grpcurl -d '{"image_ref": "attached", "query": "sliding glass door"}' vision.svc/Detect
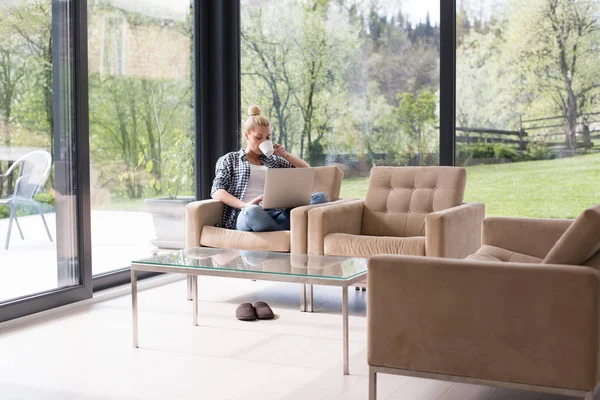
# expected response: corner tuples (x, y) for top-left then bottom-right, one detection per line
(0, 0), (91, 321)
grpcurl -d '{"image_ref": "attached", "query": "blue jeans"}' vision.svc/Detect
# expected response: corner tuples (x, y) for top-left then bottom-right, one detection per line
(236, 192), (328, 232)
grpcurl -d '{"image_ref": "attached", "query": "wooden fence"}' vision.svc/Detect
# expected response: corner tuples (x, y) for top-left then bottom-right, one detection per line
(521, 112), (600, 150)
(455, 127), (528, 149)
(456, 112), (600, 152)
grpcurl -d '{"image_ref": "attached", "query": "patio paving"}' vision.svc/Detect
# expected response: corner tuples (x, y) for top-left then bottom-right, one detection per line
(0, 210), (158, 303)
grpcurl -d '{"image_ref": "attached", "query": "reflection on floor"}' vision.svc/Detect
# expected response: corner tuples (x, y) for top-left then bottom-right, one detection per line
(0, 210), (155, 303)
(0, 277), (585, 400)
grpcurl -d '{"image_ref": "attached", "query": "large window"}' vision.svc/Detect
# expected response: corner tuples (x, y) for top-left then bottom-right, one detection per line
(241, 0), (440, 199)
(88, 0), (194, 276)
(0, 0), (85, 307)
(456, 0), (600, 218)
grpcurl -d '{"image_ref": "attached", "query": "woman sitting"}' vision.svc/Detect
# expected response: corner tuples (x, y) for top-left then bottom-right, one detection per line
(211, 105), (328, 232)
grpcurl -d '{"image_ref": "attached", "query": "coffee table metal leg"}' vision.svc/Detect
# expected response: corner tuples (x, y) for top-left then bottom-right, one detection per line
(307, 284), (314, 312)
(192, 275), (198, 326)
(343, 285), (349, 375)
(300, 284), (307, 312)
(132, 268), (138, 348)
(187, 275), (193, 300)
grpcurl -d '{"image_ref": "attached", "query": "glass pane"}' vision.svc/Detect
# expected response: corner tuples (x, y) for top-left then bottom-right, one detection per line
(456, 0), (600, 218)
(0, 0), (80, 303)
(241, 0), (440, 200)
(88, 0), (194, 276)
(134, 248), (368, 280)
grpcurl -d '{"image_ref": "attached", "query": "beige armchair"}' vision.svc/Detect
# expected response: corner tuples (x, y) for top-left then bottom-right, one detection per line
(307, 166), (485, 268)
(184, 166), (349, 310)
(367, 203), (600, 400)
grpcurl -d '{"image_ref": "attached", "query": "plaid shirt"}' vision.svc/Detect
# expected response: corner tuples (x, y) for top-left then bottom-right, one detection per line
(211, 149), (293, 229)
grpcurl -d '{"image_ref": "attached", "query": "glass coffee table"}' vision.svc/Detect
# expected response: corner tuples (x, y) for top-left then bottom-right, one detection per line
(131, 247), (367, 375)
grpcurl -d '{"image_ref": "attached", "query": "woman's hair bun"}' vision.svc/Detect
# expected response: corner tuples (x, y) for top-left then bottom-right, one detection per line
(248, 105), (262, 116)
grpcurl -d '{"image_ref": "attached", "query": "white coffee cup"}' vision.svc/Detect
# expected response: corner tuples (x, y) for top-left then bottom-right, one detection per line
(259, 140), (275, 156)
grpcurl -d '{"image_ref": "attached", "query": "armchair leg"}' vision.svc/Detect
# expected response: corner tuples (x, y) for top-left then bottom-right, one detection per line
(307, 284), (313, 312)
(584, 392), (593, 400)
(369, 367), (377, 400)
(36, 203), (53, 242)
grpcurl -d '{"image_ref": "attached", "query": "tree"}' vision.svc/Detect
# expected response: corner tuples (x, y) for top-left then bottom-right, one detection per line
(241, 4), (298, 151)
(367, 13), (439, 105)
(293, 2), (358, 160)
(456, 5), (471, 46)
(89, 74), (192, 199)
(87, 2), (194, 200)
(241, 1), (445, 166)
(456, 28), (522, 130)
(0, 1), (52, 194)
(241, 1), (358, 160)
(504, 0), (600, 150)
(0, 2), (53, 157)
(396, 91), (437, 164)
(0, 42), (26, 149)
(0, 44), (26, 198)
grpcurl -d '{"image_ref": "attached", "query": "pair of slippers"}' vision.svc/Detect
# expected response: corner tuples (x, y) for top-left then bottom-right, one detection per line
(236, 301), (274, 321)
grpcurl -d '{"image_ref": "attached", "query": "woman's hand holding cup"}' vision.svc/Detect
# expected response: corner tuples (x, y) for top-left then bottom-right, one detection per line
(273, 143), (289, 159)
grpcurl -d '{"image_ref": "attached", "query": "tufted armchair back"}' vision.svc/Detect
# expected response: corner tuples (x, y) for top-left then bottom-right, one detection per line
(361, 167), (467, 237)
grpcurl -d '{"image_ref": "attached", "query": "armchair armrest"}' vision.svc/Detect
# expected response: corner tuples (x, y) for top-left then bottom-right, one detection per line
(368, 254), (600, 391)
(307, 199), (364, 255)
(425, 202), (485, 258)
(483, 217), (573, 259)
(290, 198), (359, 254)
(185, 199), (223, 248)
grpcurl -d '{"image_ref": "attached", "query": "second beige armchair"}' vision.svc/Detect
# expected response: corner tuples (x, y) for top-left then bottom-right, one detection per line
(307, 166), (485, 264)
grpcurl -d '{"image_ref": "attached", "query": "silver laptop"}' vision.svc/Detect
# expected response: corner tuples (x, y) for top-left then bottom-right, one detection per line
(261, 168), (316, 209)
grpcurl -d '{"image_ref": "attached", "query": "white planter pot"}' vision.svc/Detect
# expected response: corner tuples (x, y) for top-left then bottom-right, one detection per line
(144, 196), (195, 249)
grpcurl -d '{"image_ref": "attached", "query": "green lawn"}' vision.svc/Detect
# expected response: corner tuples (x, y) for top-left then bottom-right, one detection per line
(339, 153), (600, 219)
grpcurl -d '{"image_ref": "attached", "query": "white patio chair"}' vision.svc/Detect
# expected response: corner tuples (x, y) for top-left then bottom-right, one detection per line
(0, 150), (53, 249)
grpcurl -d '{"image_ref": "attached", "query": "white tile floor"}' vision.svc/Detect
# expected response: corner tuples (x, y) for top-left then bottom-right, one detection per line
(0, 277), (590, 400)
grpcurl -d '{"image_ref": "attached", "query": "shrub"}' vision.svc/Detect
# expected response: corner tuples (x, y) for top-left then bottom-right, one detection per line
(34, 191), (56, 206)
(459, 143), (519, 161)
(524, 143), (556, 161)
(0, 190), (55, 220)
(470, 143), (495, 159)
(493, 144), (519, 162)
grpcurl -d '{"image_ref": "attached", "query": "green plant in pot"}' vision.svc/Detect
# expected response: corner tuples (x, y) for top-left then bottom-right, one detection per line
(142, 130), (195, 250)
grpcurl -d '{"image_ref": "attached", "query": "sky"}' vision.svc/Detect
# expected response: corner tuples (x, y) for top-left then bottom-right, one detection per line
(381, 0), (441, 25)
(104, 0), (190, 22)
(373, 0), (506, 25)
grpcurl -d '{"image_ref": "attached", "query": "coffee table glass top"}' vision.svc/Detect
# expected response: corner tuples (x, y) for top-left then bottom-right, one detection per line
(133, 248), (367, 280)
